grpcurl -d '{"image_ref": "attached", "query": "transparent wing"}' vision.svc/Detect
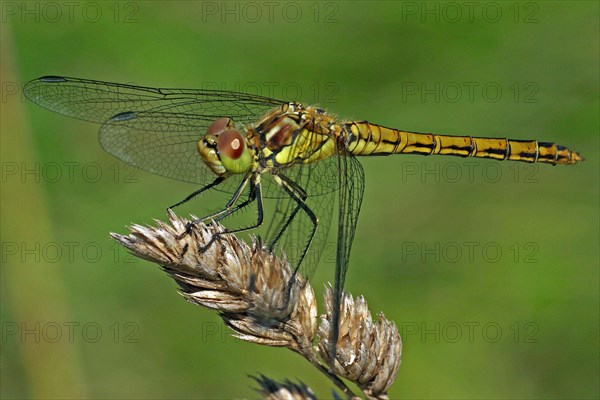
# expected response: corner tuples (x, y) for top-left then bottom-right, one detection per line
(24, 76), (284, 126)
(330, 145), (365, 361)
(263, 158), (336, 280)
(23, 76), (285, 193)
(334, 151), (365, 298)
(263, 139), (365, 364)
(98, 111), (249, 194)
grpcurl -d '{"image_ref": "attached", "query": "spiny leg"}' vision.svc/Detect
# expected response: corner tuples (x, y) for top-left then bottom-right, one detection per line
(170, 174), (261, 258)
(168, 176), (225, 210)
(192, 176), (251, 226)
(266, 175), (308, 252)
(197, 177), (265, 252)
(272, 174), (319, 311)
(174, 174), (251, 239)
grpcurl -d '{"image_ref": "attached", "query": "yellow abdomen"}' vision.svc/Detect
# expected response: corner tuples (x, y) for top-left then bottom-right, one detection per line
(346, 121), (583, 165)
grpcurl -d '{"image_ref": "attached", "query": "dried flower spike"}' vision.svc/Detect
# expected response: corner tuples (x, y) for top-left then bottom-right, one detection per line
(111, 210), (317, 354)
(318, 286), (401, 400)
(112, 211), (399, 398)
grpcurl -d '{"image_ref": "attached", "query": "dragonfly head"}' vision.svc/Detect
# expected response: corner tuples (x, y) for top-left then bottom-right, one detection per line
(198, 117), (253, 176)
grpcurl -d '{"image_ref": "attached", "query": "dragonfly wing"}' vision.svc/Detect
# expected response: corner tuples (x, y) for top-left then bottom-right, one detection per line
(98, 111), (252, 192)
(263, 159), (336, 280)
(259, 156), (341, 200)
(24, 76), (285, 191)
(24, 76), (339, 198)
(23, 76), (284, 126)
(330, 145), (365, 361)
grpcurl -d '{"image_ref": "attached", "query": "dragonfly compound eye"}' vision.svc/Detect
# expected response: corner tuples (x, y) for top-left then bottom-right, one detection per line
(198, 120), (252, 176)
(206, 117), (231, 136)
(217, 129), (244, 159)
(216, 129), (252, 174)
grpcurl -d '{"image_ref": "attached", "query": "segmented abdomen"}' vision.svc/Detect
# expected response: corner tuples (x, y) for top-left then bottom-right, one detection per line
(346, 121), (583, 165)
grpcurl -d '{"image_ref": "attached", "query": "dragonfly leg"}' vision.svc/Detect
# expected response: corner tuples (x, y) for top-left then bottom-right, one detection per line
(168, 176), (225, 210)
(270, 174), (318, 315)
(267, 204), (301, 252)
(274, 174), (316, 276)
(196, 177), (265, 253)
(176, 175), (251, 239)
(266, 175), (308, 252)
(191, 177), (250, 224)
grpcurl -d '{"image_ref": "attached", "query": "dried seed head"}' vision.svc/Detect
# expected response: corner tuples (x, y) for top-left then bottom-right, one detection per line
(112, 211), (399, 398)
(111, 210), (317, 353)
(318, 285), (401, 399)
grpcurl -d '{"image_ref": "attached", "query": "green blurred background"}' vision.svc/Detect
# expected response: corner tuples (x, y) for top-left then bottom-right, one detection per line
(2, 1), (598, 399)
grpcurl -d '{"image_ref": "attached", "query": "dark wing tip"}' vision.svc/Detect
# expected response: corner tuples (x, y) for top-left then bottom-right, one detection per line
(39, 76), (68, 83)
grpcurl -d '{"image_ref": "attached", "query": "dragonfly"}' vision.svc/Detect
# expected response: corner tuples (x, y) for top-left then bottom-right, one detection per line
(24, 76), (583, 365)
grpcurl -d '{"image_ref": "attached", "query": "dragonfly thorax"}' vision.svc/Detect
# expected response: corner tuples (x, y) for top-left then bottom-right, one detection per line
(198, 117), (254, 176)
(253, 102), (340, 168)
